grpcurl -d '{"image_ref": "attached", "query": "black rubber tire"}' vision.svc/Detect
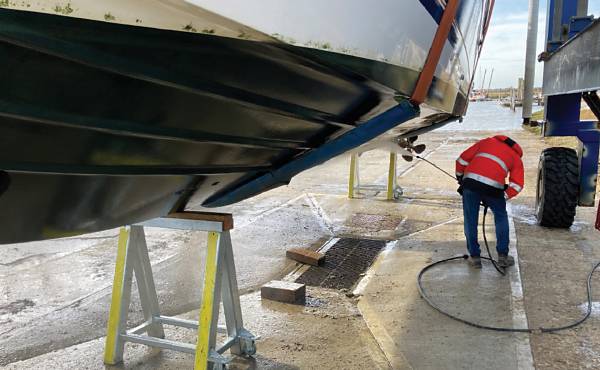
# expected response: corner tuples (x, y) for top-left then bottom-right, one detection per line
(536, 147), (579, 228)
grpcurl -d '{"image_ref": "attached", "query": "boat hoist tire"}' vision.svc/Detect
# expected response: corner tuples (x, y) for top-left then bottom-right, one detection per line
(535, 147), (579, 228)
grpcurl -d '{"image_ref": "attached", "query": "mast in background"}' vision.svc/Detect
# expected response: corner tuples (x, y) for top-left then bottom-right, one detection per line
(480, 69), (488, 92)
(487, 68), (494, 96)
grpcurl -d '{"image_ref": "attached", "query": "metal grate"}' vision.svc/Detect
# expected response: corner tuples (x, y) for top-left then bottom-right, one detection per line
(295, 238), (386, 290)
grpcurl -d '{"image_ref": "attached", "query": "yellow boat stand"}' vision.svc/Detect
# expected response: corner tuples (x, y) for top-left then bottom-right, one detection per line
(104, 212), (256, 370)
(348, 153), (360, 198)
(348, 152), (403, 200)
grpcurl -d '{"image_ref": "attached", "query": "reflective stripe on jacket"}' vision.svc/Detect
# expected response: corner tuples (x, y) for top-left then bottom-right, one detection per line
(455, 135), (525, 199)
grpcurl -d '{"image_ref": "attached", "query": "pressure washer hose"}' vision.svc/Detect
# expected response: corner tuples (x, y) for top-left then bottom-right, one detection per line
(414, 155), (505, 274)
(413, 155), (600, 333)
(482, 206), (506, 275)
(417, 207), (600, 333)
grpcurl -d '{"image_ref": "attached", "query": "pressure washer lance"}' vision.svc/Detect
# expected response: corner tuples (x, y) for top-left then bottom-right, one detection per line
(413, 154), (600, 333)
(414, 155), (457, 181)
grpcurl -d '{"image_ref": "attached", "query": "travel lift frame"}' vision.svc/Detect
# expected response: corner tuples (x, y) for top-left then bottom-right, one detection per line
(536, 0), (600, 228)
(103, 212), (257, 370)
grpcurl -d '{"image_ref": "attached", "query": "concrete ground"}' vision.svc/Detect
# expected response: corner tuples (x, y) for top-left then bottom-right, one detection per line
(2, 102), (600, 369)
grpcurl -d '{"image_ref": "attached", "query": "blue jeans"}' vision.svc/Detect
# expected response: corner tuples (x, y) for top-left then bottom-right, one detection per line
(462, 188), (509, 257)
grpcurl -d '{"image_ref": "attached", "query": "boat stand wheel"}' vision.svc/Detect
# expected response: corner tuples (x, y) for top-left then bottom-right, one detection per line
(393, 185), (404, 200)
(535, 147), (579, 228)
(240, 338), (257, 356)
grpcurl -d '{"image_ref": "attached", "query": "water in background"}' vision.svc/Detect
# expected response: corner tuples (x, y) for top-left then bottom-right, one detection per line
(440, 101), (538, 131)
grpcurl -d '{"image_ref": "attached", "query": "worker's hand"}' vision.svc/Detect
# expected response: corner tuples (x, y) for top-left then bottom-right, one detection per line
(456, 175), (464, 196)
(503, 185), (510, 200)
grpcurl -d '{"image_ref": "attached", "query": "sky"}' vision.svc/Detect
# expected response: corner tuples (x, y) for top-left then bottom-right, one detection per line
(478, 0), (600, 89)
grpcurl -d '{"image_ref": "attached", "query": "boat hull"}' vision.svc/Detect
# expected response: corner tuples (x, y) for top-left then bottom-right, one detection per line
(0, 1), (490, 243)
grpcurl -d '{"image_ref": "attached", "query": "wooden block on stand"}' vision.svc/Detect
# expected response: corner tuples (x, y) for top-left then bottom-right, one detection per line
(261, 280), (306, 305)
(286, 248), (325, 266)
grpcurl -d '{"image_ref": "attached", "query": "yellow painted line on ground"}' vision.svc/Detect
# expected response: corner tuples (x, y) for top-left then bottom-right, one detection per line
(195, 231), (219, 370)
(104, 227), (130, 365)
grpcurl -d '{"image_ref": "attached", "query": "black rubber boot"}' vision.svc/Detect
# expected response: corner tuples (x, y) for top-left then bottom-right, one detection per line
(469, 256), (482, 269)
(498, 254), (515, 268)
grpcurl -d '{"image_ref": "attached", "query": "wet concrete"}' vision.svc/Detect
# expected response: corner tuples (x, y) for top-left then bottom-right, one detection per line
(353, 120), (600, 370)
(3, 102), (600, 369)
(0, 193), (329, 365)
(0, 133), (450, 368)
(357, 210), (534, 369)
(355, 130), (534, 370)
(4, 289), (389, 370)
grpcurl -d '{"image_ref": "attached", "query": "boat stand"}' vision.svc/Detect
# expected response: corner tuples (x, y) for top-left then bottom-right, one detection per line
(103, 212), (257, 370)
(348, 152), (403, 200)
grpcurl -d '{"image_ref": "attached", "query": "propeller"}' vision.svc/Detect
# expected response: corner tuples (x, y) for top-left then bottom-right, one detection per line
(396, 136), (426, 162)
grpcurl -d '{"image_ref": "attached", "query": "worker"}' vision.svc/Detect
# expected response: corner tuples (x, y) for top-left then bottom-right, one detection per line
(455, 135), (524, 269)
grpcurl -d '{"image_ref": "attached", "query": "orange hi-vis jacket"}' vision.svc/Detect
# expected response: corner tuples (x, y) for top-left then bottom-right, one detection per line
(455, 135), (524, 199)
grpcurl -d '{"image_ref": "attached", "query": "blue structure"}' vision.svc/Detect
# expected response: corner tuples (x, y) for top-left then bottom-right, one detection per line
(538, 0), (600, 217)
(205, 101), (420, 207)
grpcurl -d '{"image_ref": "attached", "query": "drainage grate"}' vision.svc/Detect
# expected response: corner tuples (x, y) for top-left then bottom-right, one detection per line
(295, 238), (386, 290)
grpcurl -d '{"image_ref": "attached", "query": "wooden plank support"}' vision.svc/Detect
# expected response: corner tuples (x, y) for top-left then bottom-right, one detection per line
(261, 280), (306, 305)
(286, 248), (325, 266)
(167, 212), (234, 231)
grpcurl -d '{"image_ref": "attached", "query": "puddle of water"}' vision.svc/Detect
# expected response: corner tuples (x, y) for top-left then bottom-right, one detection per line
(305, 296), (328, 308)
(0, 299), (35, 315)
(578, 301), (600, 316)
(510, 204), (538, 225)
(346, 213), (401, 231)
(510, 203), (591, 232)
(570, 220), (589, 233)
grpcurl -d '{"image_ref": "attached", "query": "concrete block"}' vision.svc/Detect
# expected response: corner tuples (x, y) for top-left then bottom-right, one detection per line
(286, 248), (325, 266)
(261, 280), (306, 305)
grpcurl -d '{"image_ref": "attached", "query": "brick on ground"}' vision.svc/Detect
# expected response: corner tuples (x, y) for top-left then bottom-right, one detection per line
(286, 248), (325, 266)
(261, 280), (306, 305)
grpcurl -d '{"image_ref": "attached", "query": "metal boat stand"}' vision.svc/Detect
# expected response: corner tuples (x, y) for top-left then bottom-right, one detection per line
(103, 212), (257, 370)
(348, 152), (403, 200)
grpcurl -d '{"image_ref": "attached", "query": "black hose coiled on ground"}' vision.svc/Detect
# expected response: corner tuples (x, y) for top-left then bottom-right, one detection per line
(417, 209), (600, 333)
